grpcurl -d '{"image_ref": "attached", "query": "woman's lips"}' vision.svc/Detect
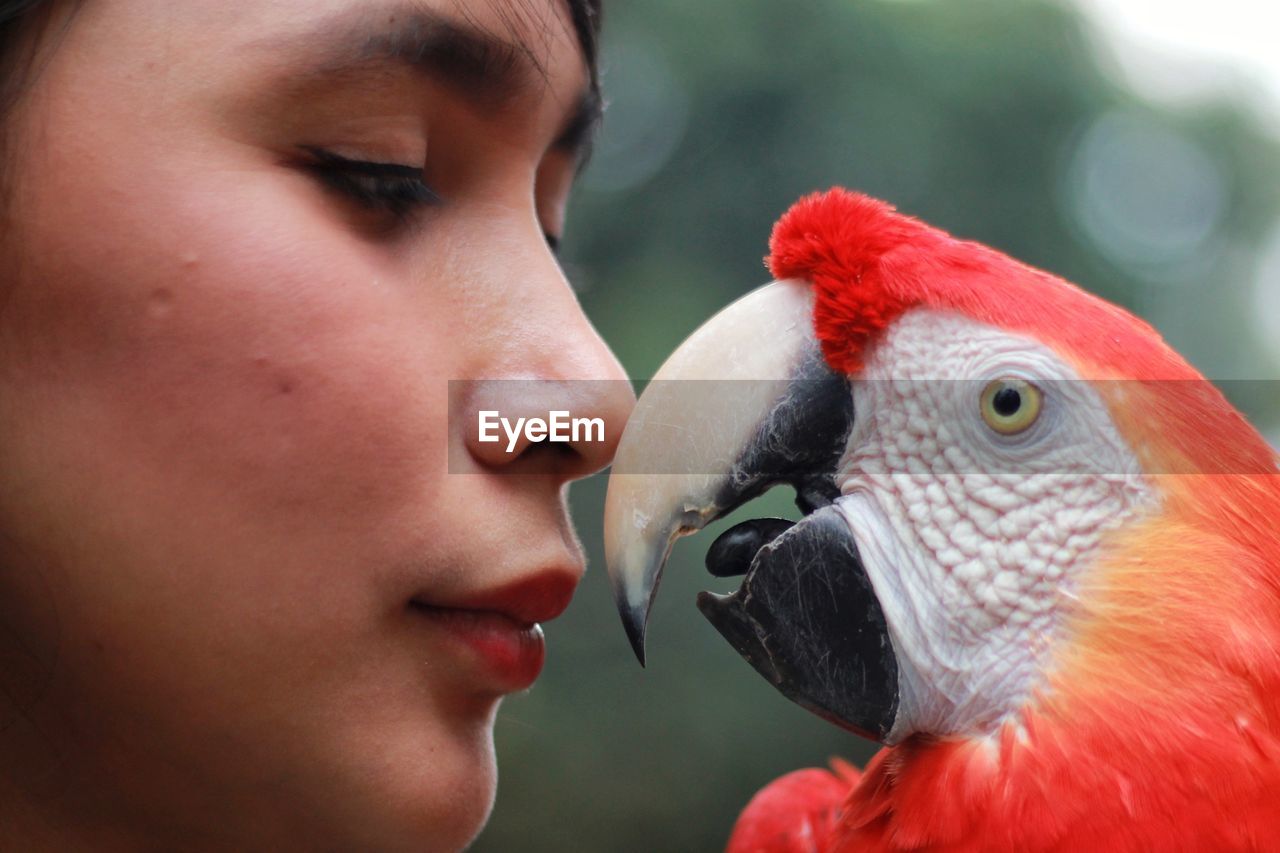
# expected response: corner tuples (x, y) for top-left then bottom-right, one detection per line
(410, 568), (578, 691)
(412, 604), (547, 690)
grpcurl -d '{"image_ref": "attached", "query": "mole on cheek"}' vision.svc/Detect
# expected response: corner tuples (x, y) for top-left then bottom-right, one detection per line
(146, 287), (174, 319)
(252, 357), (298, 396)
(147, 253), (199, 321)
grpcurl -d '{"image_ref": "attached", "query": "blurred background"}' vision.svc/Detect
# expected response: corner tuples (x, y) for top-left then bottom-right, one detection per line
(475, 1), (1280, 849)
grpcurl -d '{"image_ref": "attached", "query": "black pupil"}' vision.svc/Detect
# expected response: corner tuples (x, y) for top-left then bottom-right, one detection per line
(992, 386), (1022, 417)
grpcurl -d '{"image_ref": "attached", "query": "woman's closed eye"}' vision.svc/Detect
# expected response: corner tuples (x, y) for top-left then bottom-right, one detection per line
(298, 146), (564, 254)
(300, 146), (440, 222)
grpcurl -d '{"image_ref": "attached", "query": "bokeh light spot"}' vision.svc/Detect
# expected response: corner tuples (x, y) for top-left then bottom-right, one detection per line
(583, 38), (689, 194)
(1060, 109), (1226, 276)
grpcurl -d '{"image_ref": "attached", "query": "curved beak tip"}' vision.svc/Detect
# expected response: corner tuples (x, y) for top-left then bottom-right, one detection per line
(621, 606), (648, 667)
(607, 544), (656, 666)
(611, 584), (645, 666)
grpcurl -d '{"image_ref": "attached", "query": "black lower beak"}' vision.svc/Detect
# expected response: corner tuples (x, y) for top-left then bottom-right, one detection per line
(698, 507), (899, 741)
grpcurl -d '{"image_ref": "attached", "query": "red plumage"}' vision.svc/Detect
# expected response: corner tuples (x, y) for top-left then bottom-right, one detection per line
(726, 763), (859, 853)
(726, 188), (1280, 851)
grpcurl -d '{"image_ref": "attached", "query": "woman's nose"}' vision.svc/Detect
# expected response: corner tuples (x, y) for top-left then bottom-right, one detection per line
(458, 246), (635, 480)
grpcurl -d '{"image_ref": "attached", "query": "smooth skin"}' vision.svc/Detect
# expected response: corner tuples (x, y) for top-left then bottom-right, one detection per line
(0, 0), (633, 849)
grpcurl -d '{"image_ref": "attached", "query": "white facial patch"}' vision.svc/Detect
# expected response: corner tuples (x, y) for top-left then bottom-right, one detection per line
(833, 308), (1157, 743)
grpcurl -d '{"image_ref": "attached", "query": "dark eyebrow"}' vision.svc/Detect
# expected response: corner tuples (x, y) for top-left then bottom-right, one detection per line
(262, 3), (602, 163)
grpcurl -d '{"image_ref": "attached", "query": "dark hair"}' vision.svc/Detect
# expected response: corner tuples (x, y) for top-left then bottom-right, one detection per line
(0, 1), (67, 227)
(565, 0), (602, 94)
(0, 1), (58, 106)
(0, 1), (68, 123)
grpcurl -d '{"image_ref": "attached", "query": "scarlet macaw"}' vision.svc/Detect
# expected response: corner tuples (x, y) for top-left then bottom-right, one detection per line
(604, 189), (1280, 851)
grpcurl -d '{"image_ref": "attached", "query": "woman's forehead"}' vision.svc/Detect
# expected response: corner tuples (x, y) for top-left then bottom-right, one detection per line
(244, 0), (598, 158)
(65, 0), (588, 88)
(257, 1), (583, 72)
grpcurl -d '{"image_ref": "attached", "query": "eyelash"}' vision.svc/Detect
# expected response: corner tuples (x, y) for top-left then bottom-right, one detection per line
(301, 146), (439, 221)
(300, 146), (563, 252)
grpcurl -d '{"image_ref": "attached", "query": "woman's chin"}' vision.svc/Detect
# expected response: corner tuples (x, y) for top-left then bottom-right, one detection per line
(401, 719), (499, 851)
(320, 707), (500, 853)
(427, 719), (500, 851)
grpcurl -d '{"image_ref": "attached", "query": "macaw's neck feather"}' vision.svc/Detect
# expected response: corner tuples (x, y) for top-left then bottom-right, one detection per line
(829, 519), (1280, 851)
(833, 705), (1280, 851)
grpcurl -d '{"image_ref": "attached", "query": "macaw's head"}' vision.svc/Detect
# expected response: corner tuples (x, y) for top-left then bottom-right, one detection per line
(605, 189), (1280, 747)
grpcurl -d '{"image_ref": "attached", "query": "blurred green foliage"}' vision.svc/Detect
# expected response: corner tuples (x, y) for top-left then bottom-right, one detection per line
(474, 1), (1280, 850)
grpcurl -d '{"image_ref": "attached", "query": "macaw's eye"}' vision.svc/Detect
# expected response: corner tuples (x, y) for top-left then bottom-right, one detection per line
(980, 377), (1042, 435)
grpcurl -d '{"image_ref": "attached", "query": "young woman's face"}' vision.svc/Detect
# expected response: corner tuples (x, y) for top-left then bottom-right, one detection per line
(0, 0), (632, 849)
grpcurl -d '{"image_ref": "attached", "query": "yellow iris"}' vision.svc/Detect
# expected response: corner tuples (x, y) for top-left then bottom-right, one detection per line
(980, 377), (1042, 435)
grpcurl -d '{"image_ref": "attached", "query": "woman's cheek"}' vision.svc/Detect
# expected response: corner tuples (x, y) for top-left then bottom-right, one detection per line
(19, 184), (442, 525)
